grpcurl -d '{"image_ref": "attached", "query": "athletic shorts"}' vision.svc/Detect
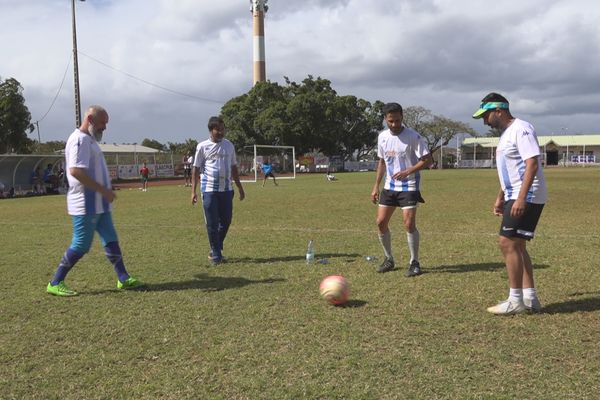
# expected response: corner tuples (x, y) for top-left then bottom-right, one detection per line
(379, 189), (424, 209)
(184, 168), (192, 178)
(70, 212), (118, 253)
(499, 200), (544, 240)
(264, 172), (275, 178)
(141, 176), (148, 182)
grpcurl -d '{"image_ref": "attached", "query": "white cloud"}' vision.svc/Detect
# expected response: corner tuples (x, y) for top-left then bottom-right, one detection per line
(1, 0), (599, 143)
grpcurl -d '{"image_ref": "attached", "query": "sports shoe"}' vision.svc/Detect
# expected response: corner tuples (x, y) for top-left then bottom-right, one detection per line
(524, 297), (542, 313)
(377, 257), (395, 273)
(117, 277), (144, 290)
(486, 299), (526, 315)
(405, 260), (422, 277)
(47, 281), (78, 297)
(208, 252), (227, 263)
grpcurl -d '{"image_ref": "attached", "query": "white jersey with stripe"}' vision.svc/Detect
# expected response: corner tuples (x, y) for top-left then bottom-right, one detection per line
(496, 118), (547, 204)
(194, 138), (238, 193)
(65, 129), (112, 216)
(377, 127), (430, 192)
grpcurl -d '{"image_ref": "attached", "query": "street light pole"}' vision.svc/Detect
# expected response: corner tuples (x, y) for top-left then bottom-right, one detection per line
(71, 0), (85, 128)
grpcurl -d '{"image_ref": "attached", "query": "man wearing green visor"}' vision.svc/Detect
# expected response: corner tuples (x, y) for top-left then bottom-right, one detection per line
(472, 93), (547, 315)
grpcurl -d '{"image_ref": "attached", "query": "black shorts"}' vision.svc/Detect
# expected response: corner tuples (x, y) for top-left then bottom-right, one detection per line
(499, 200), (544, 240)
(264, 172), (275, 178)
(379, 189), (424, 208)
(184, 168), (192, 178)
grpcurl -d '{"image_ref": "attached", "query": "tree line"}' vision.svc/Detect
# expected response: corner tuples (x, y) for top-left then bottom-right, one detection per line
(1, 75), (478, 158)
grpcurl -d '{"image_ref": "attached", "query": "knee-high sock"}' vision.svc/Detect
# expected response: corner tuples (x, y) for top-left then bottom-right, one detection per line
(407, 229), (420, 263)
(378, 231), (393, 260)
(104, 242), (129, 282)
(51, 248), (84, 285)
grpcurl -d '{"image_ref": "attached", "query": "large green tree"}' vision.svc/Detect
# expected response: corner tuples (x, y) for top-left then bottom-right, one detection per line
(141, 138), (166, 151)
(220, 76), (383, 159)
(0, 77), (34, 153)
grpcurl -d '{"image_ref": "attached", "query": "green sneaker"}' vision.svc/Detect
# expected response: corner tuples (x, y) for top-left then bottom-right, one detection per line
(47, 281), (78, 297)
(117, 276), (144, 290)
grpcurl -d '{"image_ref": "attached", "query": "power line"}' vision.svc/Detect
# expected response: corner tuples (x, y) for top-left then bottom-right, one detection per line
(35, 56), (71, 123)
(78, 50), (225, 104)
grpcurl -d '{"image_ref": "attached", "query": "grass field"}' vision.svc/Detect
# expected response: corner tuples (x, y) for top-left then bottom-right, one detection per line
(1, 168), (599, 399)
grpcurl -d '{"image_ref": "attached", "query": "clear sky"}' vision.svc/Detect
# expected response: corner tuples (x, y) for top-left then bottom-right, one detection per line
(1, 0), (599, 144)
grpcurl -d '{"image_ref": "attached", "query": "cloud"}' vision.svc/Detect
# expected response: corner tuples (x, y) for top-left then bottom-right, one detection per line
(1, 0), (599, 143)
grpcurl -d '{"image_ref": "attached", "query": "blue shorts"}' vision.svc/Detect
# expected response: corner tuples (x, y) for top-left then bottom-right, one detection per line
(70, 213), (119, 253)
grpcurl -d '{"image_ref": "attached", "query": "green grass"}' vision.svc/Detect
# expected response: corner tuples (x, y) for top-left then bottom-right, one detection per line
(1, 168), (599, 399)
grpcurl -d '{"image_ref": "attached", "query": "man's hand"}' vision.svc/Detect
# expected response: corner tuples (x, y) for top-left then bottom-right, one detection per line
(371, 186), (379, 204)
(392, 170), (411, 181)
(191, 192), (198, 205)
(238, 188), (245, 201)
(510, 198), (526, 217)
(101, 188), (116, 203)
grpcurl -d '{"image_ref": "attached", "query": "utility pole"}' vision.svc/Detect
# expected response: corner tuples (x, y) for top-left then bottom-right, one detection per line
(71, 0), (85, 127)
(250, 0), (268, 85)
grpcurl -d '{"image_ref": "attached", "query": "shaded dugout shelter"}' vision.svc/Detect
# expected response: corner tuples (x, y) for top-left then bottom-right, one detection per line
(460, 134), (600, 167)
(0, 144), (161, 192)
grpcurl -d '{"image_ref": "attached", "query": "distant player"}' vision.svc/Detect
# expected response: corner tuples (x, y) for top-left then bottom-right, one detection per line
(472, 92), (547, 315)
(140, 161), (150, 192)
(371, 102), (433, 276)
(183, 151), (193, 187)
(261, 160), (278, 187)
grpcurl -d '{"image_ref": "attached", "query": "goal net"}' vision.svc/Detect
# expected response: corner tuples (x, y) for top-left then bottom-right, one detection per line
(237, 145), (296, 183)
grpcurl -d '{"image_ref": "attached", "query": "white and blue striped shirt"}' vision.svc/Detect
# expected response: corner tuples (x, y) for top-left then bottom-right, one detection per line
(194, 138), (237, 193)
(377, 127), (430, 192)
(496, 119), (547, 204)
(65, 129), (112, 216)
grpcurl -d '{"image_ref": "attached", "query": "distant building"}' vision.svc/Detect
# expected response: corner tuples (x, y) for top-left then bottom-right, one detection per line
(460, 135), (600, 167)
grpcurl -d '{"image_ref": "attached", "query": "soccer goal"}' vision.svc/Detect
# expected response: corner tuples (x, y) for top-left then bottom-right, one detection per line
(238, 145), (296, 183)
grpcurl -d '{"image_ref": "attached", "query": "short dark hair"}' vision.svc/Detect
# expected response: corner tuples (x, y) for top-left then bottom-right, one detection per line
(481, 92), (509, 104)
(383, 102), (403, 115)
(207, 116), (224, 131)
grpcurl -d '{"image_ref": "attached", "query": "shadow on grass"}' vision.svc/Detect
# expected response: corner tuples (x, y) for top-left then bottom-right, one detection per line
(85, 274), (285, 295)
(542, 297), (600, 314)
(143, 274), (286, 292)
(340, 299), (368, 308)
(226, 253), (362, 264)
(427, 262), (550, 274)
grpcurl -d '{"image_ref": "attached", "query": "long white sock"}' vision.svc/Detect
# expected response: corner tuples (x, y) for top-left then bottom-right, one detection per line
(509, 288), (523, 303)
(378, 231), (393, 260)
(406, 229), (419, 263)
(523, 287), (537, 299)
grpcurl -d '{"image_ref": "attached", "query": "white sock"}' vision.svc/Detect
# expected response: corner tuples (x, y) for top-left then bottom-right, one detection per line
(406, 229), (419, 263)
(508, 288), (523, 303)
(378, 231), (393, 260)
(523, 287), (537, 299)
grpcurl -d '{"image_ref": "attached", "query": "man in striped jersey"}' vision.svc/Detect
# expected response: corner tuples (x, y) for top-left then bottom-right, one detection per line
(192, 116), (245, 265)
(371, 103), (433, 276)
(473, 92), (547, 315)
(46, 105), (143, 296)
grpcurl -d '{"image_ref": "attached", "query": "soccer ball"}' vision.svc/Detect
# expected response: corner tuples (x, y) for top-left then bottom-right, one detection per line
(319, 275), (349, 306)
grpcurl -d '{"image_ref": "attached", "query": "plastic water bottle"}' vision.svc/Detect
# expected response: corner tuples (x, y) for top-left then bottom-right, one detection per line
(306, 240), (315, 264)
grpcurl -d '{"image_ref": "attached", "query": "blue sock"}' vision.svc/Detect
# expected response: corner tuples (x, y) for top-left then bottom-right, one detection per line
(51, 248), (84, 285)
(104, 242), (129, 282)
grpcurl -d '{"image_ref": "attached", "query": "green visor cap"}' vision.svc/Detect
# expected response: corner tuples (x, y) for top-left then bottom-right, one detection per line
(472, 102), (509, 119)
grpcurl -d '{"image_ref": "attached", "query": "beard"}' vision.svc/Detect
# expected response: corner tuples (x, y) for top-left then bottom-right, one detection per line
(89, 123), (104, 142)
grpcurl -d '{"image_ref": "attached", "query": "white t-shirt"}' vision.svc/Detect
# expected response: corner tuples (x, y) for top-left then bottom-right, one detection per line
(193, 138), (237, 192)
(65, 129), (112, 215)
(377, 127), (430, 192)
(496, 118), (547, 204)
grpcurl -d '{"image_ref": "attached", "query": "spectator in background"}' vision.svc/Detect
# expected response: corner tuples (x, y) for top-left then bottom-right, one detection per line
(31, 167), (44, 194)
(140, 161), (150, 192)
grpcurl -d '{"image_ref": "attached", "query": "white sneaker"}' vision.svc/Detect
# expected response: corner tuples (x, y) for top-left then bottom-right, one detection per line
(486, 299), (526, 315)
(524, 297), (542, 313)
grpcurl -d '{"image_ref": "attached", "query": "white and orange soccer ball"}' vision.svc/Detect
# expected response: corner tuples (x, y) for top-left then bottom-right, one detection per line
(319, 275), (349, 306)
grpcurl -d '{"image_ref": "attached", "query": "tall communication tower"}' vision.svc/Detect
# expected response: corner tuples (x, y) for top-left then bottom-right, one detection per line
(250, 0), (268, 85)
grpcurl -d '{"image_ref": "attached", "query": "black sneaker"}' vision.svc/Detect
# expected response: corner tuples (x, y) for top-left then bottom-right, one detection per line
(377, 257), (395, 273)
(405, 260), (422, 277)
